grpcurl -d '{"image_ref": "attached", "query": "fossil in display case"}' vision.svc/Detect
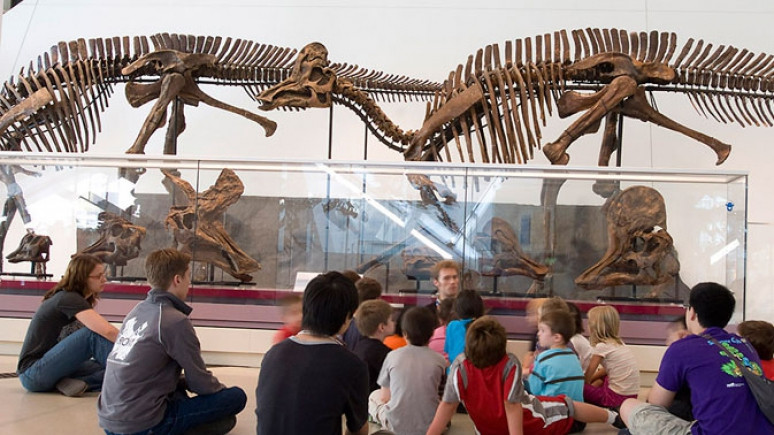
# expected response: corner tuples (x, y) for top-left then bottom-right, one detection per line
(478, 217), (548, 288)
(162, 168), (260, 283)
(0, 165), (39, 271)
(401, 246), (442, 279)
(78, 212), (146, 274)
(6, 230), (52, 276)
(575, 185), (680, 297)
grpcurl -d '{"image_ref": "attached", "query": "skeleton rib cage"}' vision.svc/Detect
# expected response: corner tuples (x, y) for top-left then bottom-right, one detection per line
(420, 28), (774, 165)
(0, 33), (440, 153)
(2, 28), (774, 161)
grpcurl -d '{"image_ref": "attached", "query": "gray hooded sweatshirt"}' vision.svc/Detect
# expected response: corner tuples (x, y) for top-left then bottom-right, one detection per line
(98, 289), (224, 433)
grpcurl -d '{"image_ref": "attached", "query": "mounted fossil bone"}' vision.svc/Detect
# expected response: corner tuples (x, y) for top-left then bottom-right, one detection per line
(121, 50), (278, 154)
(575, 185), (680, 297)
(478, 217), (548, 279)
(0, 33), (437, 155)
(258, 29), (774, 177)
(78, 211), (146, 273)
(162, 168), (260, 283)
(6, 230), (52, 276)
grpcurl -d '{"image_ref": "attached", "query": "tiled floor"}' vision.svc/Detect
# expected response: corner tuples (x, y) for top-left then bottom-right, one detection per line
(0, 355), (621, 434)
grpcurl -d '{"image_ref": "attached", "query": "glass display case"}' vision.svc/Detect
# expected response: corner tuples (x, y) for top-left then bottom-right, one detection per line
(0, 153), (747, 343)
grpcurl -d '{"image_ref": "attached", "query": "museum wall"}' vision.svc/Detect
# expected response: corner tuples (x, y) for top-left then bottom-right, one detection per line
(0, 0), (771, 320)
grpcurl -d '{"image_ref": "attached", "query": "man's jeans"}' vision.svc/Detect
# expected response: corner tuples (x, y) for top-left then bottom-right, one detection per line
(104, 387), (247, 435)
(19, 327), (114, 392)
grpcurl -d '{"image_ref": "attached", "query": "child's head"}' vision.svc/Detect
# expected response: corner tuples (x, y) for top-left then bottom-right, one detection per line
(737, 320), (774, 360)
(688, 282), (735, 329)
(465, 316), (507, 368)
(302, 271), (359, 336)
(401, 306), (438, 346)
(454, 289), (485, 320)
(341, 269), (362, 284)
(390, 307), (405, 337)
(355, 299), (394, 339)
(587, 305), (623, 346)
(525, 298), (547, 327)
(538, 297), (569, 319)
(437, 297), (457, 326)
(538, 310), (575, 348)
(665, 315), (688, 345)
(566, 302), (584, 336)
(279, 293), (303, 330)
(355, 277), (382, 304)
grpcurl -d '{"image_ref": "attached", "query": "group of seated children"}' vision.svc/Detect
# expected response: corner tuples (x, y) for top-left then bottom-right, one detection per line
(262, 273), (774, 435)
(327, 279), (630, 434)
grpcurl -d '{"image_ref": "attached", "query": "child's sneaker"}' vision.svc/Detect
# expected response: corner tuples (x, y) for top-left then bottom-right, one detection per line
(54, 378), (88, 397)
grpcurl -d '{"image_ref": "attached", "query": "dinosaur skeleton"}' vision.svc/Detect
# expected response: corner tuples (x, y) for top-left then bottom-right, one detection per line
(0, 30), (762, 290)
(259, 28), (774, 173)
(0, 33), (439, 154)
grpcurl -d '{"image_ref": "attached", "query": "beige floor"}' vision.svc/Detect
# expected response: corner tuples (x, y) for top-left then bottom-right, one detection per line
(0, 355), (621, 434)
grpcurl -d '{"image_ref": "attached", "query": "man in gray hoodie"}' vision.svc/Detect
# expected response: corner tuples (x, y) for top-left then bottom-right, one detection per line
(98, 248), (246, 435)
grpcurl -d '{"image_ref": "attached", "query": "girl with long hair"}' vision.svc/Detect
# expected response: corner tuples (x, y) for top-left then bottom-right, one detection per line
(17, 254), (118, 396)
(584, 305), (640, 408)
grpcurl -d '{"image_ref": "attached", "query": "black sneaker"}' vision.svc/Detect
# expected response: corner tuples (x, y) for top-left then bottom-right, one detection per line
(184, 415), (237, 435)
(54, 378), (88, 397)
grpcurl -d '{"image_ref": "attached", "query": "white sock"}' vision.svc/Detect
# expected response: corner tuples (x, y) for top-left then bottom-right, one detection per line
(606, 409), (618, 424)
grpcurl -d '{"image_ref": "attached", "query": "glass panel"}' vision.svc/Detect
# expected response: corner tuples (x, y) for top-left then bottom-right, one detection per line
(0, 153), (748, 343)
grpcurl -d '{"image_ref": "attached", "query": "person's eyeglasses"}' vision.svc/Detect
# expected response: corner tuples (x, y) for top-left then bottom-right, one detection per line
(89, 272), (107, 279)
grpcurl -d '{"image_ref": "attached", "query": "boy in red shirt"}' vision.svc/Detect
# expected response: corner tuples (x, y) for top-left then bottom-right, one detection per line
(427, 316), (620, 435)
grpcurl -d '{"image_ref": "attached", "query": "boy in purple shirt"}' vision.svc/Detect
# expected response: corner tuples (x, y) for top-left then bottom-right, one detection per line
(620, 282), (774, 435)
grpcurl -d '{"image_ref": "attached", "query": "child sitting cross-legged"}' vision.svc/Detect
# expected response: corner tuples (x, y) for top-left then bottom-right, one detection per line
(352, 299), (395, 393)
(527, 310), (587, 433)
(368, 306), (447, 435)
(427, 316), (621, 435)
(527, 310), (585, 402)
(583, 305), (640, 410)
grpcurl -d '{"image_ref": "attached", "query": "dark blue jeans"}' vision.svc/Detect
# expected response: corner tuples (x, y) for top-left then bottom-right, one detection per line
(18, 327), (114, 392)
(104, 386), (247, 435)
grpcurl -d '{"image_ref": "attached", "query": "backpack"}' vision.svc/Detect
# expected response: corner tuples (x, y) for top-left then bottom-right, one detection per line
(704, 334), (774, 425)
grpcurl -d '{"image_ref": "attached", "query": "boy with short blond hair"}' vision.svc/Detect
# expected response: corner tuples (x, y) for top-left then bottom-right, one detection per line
(352, 299), (394, 392)
(369, 306), (446, 435)
(428, 316), (619, 435)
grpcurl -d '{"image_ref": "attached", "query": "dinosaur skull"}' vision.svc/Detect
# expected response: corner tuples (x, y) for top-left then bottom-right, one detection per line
(567, 52), (675, 85)
(79, 212), (146, 267)
(258, 42), (336, 110)
(575, 186), (680, 289)
(478, 217), (549, 281)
